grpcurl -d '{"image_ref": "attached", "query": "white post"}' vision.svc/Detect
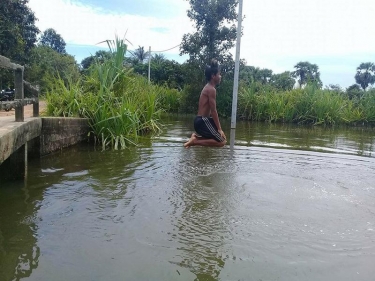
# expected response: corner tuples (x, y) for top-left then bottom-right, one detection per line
(148, 46), (151, 83)
(230, 0), (243, 148)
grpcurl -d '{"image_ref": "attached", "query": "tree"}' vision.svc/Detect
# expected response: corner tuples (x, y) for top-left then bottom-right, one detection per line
(355, 62), (375, 90)
(240, 66), (274, 85)
(325, 84), (343, 93)
(152, 54), (166, 65)
(153, 59), (184, 89)
(0, 0), (39, 64)
(292, 61), (322, 88)
(130, 54), (185, 89)
(180, 0), (239, 65)
(258, 69), (273, 85)
(130, 46), (149, 64)
(39, 28), (66, 54)
(270, 71), (295, 91)
(240, 65), (260, 85)
(346, 84), (363, 100)
(25, 46), (80, 93)
(81, 50), (112, 71)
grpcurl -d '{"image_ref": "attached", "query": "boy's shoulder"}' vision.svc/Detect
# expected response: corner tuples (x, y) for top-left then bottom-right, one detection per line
(203, 83), (216, 93)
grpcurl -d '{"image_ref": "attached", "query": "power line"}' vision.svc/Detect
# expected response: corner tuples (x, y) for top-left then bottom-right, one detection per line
(146, 44), (181, 82)
(95, 37), (180, 55)
(151, 44), (181, 53)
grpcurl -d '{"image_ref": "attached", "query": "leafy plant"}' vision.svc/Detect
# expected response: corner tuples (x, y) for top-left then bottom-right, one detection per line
(45, 36), (175, 149)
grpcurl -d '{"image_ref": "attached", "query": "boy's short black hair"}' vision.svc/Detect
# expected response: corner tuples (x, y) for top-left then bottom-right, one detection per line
(205, 59), (220, 82)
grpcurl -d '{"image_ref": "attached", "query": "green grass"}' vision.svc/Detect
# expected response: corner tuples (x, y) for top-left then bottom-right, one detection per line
(45, 36), (181, 149)
(238, 84), (375, 125)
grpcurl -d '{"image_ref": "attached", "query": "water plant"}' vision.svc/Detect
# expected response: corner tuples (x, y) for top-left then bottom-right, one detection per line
(45, 35), (179, 149)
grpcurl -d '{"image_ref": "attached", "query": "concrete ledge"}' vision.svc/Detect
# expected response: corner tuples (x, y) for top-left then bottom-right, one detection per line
(0, 118), (42, 164)
(40, 117), (90, 156)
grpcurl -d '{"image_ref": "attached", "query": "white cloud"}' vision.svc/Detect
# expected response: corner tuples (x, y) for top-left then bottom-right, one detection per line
(28, 0), (192, 54)
(241, 0), (375, 69)
(242, 0), (375, 55)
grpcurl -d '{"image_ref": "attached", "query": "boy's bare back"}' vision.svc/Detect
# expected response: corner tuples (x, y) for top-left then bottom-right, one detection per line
(197, 84), (216, 117)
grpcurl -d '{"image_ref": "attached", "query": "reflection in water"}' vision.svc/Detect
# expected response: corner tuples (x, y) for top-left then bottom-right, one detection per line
(0, 181), (40, 281)
(169, 148), (236, 280)
(0, 145), (142, 281)
(234, 121), (375, 157)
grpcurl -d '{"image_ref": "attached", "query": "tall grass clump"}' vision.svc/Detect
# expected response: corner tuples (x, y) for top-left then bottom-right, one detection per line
(156, 86), (180, 113)
(45, 76), (84, 117)
(238, 83), (374, 126)
(359, 89), (375, 122)
(45, 35), (179, 149)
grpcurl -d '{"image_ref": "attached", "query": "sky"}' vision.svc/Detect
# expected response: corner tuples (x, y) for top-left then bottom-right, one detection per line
(28, 0), (375, 88)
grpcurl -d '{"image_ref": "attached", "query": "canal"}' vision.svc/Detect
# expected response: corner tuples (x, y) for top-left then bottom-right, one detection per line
(1, 116), (374, 280)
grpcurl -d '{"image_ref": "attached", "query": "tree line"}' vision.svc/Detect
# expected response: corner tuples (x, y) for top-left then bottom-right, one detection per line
(0, 0), (77, 91)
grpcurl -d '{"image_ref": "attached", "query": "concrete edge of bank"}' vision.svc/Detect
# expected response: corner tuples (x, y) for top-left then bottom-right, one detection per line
(0, 118), (42, 164)
(40, 117), (90, 156)
(0, 117), (90, 182)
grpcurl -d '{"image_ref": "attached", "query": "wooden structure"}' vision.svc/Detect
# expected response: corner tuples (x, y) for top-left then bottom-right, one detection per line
(0, 55), (39, 120)
(0, 55), (40, 181)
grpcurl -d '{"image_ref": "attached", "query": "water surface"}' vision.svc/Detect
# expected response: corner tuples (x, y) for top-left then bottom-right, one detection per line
(0, 117), (374, 281)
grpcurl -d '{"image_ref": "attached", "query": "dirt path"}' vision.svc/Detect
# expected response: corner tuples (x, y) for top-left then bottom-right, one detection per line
(0, 100), (46, 118)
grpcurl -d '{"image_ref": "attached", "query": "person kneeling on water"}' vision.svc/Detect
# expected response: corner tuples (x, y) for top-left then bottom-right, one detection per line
(184, 59), (227, 148)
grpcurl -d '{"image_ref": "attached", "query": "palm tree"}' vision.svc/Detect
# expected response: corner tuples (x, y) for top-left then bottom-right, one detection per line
(130, 46), (149, 64)
(152, 54), (166, 65)
(355, 62), (375, 90)
(292, 61), (322, 88)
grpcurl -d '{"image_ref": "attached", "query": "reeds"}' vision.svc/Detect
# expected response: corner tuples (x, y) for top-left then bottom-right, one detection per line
(45, 36), (180, 149)
(238, 84), (375, 125)
(360, 90), (375, 122)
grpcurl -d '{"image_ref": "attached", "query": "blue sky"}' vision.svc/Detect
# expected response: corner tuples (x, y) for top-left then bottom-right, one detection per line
(29, 0), (375, 88)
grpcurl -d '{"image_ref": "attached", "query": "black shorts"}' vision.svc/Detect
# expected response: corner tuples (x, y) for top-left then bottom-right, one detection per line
(194, 116), (225, 142)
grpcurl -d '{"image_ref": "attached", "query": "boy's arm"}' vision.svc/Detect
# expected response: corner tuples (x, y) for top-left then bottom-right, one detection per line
(208, 88), (225, 138)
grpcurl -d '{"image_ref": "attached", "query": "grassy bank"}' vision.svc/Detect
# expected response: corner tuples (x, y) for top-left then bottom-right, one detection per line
(45, 37), (180, 149)
(238, 84), (375, 125)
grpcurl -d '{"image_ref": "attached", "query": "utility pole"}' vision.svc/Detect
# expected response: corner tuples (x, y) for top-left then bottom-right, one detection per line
(230, 0), (243, 149)
(148, 46), (151, 83)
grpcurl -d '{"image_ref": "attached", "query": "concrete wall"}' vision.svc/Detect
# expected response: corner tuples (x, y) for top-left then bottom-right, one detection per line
(40, 118), (90, 156)
(0, 117), (90, 182)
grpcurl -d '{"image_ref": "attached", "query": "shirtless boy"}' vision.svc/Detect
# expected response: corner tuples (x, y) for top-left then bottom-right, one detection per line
(184, 59), (227, 148)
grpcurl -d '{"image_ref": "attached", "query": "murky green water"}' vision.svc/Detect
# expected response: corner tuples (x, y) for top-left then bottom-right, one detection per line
(1, 117), (375, 281)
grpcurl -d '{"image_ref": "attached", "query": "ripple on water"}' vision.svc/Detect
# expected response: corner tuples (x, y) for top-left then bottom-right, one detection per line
(4, 137), (374, 281)
(160, 146), (375, 278)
